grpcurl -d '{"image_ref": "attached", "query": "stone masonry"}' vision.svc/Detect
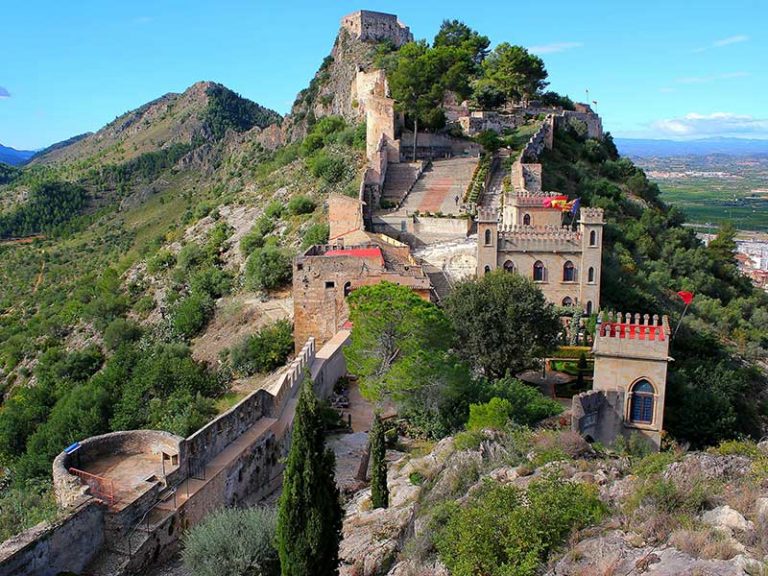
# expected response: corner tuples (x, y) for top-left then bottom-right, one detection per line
(572, 312), (672, 449)
(340, 11), (413, 47)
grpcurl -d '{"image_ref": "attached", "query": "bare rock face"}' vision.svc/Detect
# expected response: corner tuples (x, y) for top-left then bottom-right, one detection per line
(548, 530), (751, 576)
(701, 505), (754, 532)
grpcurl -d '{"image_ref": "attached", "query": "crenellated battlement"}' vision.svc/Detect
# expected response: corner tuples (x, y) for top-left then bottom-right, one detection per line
(596, 311), (670, 342)
(477, 207), (500, 223)
(509, 191), (562, 207)
(579, 207), (604, 224)
(499, 225), (581, 245)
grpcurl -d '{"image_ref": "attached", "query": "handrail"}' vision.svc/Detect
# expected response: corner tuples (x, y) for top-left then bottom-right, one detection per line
(69, 467), (116, 506)
(125, 484), (178, 557)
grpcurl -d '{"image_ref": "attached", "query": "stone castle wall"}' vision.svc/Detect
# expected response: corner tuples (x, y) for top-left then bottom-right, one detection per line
(1, 335), (349, 576)
(0, 501), (105, 576)
(340, 11), (413, 47)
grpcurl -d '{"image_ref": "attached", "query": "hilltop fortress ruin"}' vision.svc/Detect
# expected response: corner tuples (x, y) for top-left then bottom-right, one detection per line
(1, 11), (671, 576)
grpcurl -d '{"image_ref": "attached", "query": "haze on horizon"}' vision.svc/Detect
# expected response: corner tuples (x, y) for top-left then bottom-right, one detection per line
(1, 0), (765, 150)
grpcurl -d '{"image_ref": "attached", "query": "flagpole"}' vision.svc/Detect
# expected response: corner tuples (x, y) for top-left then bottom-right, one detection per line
(672, 302), (690, 339)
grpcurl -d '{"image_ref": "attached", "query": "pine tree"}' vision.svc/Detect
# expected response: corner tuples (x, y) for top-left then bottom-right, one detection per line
(276, 378), (342, 576)
(370, 414), (389, 509)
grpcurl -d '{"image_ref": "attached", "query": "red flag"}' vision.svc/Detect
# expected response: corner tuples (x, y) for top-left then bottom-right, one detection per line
(677, 291), (694, 306)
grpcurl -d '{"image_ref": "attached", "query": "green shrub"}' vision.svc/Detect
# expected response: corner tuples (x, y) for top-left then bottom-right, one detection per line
(244, 246), (292, 291)
(227, 320), (294, 375)
(454, 429), (484, 451)
(309, 153), (348, 184)
(467, 397), (514, 431)
(482, 377), (563, 426)
(189, 266), (233, 299)
(301, 223), (330, 249)
(265, 200), (284, 219)
(146, 249), (176, 274)
(709, 439), (763, 459)
(435, 477), (605, 576)
(183, 506), (279, 576)
(172, 293), (214, 338)
(287, 195), (316, 216)
(103, 318), (143, 350)
(177, 243), (207, 272)
(240, 216), (275, 256)
(0, 479), (58, 543)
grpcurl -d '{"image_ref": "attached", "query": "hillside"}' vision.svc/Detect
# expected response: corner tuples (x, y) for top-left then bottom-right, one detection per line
(29, 81), (281, 168)
(1, 10), (767, 576)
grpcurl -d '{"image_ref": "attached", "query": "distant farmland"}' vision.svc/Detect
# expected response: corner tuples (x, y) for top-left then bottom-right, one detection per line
(629, 155), (768, 232)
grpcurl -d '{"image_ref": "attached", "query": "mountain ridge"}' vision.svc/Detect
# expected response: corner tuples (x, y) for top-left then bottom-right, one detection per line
(616, 136), (768, 157)
(0, 144), (35, 166)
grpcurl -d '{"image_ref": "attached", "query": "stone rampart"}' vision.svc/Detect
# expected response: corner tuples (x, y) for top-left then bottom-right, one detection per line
(52, 430), (182, 508)
(2, 334), (349, 576)
(0, 501), (105, 576)
(183, 339), (315, 473)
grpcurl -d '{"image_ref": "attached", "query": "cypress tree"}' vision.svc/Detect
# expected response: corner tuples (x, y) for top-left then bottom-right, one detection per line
(370, 413), (389, 509)
(277, 378), (342, 576)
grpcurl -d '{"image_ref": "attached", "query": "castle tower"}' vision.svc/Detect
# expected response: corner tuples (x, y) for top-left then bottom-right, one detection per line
(573, 312), (672, 449)
(578, 207), (604, 315)
(476, 208), (499, 276)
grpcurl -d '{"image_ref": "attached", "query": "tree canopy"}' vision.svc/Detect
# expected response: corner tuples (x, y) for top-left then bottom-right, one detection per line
(443, 271), (560, 378)
(277, 379), (342, 576)
(344, 282), (451, 404)
(482, 43), (548, 105)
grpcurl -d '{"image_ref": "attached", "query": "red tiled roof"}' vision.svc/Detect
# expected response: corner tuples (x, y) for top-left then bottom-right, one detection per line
(324, 247), (385, 266)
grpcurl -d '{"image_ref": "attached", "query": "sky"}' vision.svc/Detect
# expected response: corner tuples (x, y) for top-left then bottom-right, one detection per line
(1, 0), (766, 150)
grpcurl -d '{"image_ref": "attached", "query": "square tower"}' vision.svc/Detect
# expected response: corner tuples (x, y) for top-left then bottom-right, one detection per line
(578, 207), (604, 315)
(573, 312), (672, 449)
(476, 208), (499, 276)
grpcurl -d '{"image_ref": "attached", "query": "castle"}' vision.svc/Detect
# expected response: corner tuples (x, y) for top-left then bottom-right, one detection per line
(0, 11), (676, 576)
(572, 312), (672, 449)
(340, 10), (413, 47)
(475, 116), (604, 313)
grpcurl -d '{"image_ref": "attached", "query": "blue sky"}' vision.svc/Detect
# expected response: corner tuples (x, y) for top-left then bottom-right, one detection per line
(1, 0), (766, 150)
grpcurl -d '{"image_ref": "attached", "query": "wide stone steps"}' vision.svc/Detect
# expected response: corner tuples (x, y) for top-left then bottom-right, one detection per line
(382, 162), (421, 205)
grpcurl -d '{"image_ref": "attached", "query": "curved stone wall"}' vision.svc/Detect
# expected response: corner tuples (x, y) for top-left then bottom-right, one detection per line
(52, 430), (183, 508)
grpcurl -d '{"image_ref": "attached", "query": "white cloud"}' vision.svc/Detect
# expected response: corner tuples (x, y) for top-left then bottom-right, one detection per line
(692, 34), (749, 52)
(713, 35), (749, 47)
(527, 42), (583, 55)
(651, 112), (768, 138)
(675, 71), (749, 84)
(0, 86), (9, 99)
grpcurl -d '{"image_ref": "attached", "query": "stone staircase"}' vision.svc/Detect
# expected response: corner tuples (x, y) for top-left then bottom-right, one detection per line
(423, 264), (453, 301)
(481, 150), (510, 212)
(381, 162), (421, 207)
(399, 157), (478, 216)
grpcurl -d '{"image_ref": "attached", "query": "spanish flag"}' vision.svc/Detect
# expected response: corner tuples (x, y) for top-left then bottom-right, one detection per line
(543, 195), (567, 208)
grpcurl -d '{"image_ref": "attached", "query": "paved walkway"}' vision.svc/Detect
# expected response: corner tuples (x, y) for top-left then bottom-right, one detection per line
(399, 157), (477, 216)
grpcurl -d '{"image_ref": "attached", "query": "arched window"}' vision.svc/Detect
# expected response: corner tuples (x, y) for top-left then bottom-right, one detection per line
(586, 301), (593, 315)
(563, 261), (575, 282)
(562, 297), (573, 307)
(629, 380), (655, 424)
(484, 229), (492, 246)
(503, 260), (515, 273)
(523, 214), (531, 226)
(533, 261), (545, 282)
(484, 265), (491, 275)
(344, 281), (352, 297)
(589, 230), (597, 247)
(588, 267), (595, 283)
